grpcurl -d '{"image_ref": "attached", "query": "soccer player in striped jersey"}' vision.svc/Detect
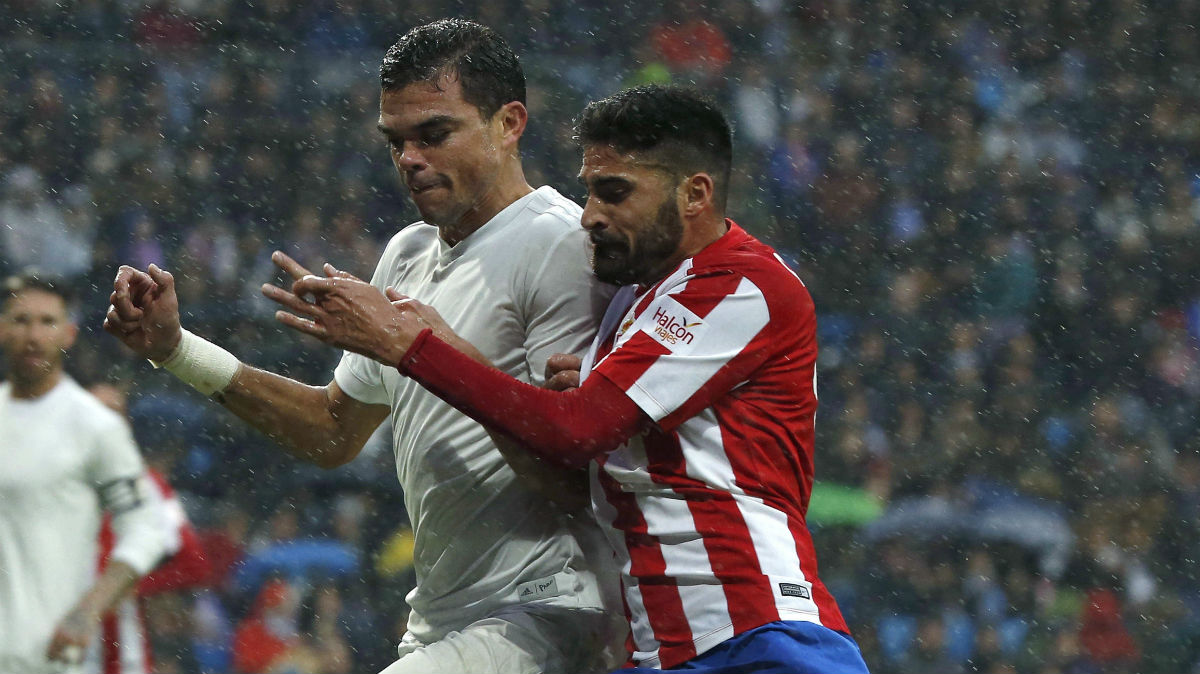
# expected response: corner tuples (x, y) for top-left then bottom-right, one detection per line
(273, 85), (871, 673)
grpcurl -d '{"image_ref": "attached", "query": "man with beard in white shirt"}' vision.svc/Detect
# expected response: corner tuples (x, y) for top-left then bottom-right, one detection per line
(0, 274), (171, 674)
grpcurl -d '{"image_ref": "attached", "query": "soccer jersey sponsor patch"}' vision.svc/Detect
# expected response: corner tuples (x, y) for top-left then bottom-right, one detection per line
(633, 295), (708, 355)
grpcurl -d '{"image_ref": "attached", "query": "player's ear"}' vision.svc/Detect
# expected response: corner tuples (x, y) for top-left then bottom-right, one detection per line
(61, 320), (79, 351)
(494, 101), (528, 149)
(683, 172), (715, 217)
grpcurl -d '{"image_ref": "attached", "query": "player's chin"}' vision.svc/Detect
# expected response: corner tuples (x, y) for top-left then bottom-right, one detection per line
(591, 258), (636, 286)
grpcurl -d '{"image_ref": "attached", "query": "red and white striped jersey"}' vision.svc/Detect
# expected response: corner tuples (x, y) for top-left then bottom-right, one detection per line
(584, 221), (849, 669)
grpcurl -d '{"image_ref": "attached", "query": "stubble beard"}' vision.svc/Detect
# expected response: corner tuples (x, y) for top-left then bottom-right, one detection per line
(591, 198), (683, 286)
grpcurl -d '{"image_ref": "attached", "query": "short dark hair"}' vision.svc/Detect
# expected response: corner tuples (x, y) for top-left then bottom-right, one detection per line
(4, 272), (70, 304)
(380, 19), (525, 119)
(575, 85), (733, 210)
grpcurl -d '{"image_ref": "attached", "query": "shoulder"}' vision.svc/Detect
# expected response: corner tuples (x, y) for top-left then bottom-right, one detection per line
(381, 222), (439, 259)
(687, 233), (815, 324)
(62, 379), (130, 435)
(372, 222), (439, 284)
(515, 187), (585, 245)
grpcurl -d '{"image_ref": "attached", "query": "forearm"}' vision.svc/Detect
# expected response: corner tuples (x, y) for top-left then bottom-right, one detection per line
(75, 560), (140, 622)
(217, 367), (362, 468)
(399, 331), (646, 468)
(150, 329), (376, 468)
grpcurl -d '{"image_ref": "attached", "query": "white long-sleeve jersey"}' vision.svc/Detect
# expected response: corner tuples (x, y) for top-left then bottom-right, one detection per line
(0, 378), (170, 674)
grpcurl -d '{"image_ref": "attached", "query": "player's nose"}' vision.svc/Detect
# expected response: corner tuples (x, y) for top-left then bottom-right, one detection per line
(581, 198), (605, 232)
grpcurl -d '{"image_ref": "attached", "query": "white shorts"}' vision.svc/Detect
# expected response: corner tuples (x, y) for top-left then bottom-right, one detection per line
(378, 605), (623, 674)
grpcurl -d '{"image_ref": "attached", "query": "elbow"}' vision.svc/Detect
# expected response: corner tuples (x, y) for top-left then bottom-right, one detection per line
(313, 449), (354, 470)
(310, 437), (361, 469)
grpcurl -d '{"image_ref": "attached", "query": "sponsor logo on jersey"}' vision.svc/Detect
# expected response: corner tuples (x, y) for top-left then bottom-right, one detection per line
(635, 295), (707, 355)
(652, 307), (702, 346)
(617, 316), (635, 340)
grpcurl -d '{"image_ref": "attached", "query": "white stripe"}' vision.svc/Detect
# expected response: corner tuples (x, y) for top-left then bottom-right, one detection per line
(772, 253), (806, 285)
(627, 277), (769, 421)
(624, 576), (659, 664)
(677, 409), (738, 492)
(625, 490), (733, 661)
(591, 462), (660, 664)
(679, 411), (822, 617)
(115, 598), (147, 674)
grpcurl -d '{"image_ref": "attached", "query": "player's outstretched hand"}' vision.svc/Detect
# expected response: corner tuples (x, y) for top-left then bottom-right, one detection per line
(103, 264), (183, 362)
(264, 251), (427, 365)
(46, 605), (95, 667)
(545, 354), (582, 391)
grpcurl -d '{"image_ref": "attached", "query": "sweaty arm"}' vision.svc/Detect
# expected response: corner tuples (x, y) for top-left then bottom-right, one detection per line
(399, 330), (648, 469)
(105, 262), (389, 469)
(217, 371), (389, 469)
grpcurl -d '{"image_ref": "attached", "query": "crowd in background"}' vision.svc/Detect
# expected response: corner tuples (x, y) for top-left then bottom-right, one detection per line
(2, 0), (1199, 672)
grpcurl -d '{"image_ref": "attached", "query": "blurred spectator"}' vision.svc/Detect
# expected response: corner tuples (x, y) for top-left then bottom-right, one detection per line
(231, 578), (314, 674)
(0, 166), (91, 278)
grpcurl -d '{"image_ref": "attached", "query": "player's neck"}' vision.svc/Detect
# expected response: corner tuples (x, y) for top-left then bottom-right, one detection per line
(439, 166), (534, 246)
(8, 368), (63, 399)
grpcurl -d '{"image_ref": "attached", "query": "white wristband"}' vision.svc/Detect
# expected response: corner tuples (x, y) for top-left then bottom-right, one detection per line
(150, 329), (240, 397)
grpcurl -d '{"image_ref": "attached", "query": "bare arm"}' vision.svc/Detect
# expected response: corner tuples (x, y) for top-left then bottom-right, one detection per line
(46, 560), (140, 665)
(218, 373), (389, 469)
(103, 263), (389, 468)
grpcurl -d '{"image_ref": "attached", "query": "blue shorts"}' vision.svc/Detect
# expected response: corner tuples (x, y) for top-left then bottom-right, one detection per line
(617, 620), (871, 673)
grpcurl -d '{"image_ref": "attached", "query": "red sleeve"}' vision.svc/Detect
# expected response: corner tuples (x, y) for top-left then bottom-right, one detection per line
(137, 524), (211, 595)
(398, 330), (647, 468)
(136, 470), (212, 594)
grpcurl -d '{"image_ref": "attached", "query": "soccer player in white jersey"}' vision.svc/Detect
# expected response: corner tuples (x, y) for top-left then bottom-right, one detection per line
(269, 85), (873, 673)
(0, 274), (172, 674)
(103, 19), (621, 674)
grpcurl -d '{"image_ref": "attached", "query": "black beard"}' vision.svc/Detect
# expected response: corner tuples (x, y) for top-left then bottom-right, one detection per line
(591, 198), (683, 286)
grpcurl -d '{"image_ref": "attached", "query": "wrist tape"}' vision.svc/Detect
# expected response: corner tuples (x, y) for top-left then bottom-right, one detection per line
(150, 329), (240, 397)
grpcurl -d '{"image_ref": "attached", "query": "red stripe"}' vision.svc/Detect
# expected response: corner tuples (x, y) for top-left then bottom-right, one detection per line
(597, 465), (695, 663)
(102, 611), (120, 674)
(139, 597), (153, 674)
(648, 427), (778, 635)
(787, 512), (848, 633)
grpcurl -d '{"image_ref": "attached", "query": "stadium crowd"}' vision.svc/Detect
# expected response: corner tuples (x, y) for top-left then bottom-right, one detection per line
(1, 0), (1198, 672)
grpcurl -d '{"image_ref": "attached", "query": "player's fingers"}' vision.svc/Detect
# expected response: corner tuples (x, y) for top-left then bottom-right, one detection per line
(272, 250), (314, 281)
(274, 310), (328, 340)
(545, 353), (583, 379)
(111, 287), (144, 321)
(323, 262), (363, 281)
(105, 306), (140, 334)
(45, 630), (81, 663)
(261, 283), (325, 319)
(146, 263), (175, 291)
(384, 287), (410, 302)
(546, 370), (580, 392)
(291, 274), (340, 298)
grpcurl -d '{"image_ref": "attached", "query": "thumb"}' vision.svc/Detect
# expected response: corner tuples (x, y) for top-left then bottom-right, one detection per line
(146, 263), (175, 290)
(384, 287), (407, 301)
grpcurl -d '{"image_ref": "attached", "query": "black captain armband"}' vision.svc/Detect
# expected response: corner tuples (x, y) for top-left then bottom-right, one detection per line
(98, 476), (145, 515)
